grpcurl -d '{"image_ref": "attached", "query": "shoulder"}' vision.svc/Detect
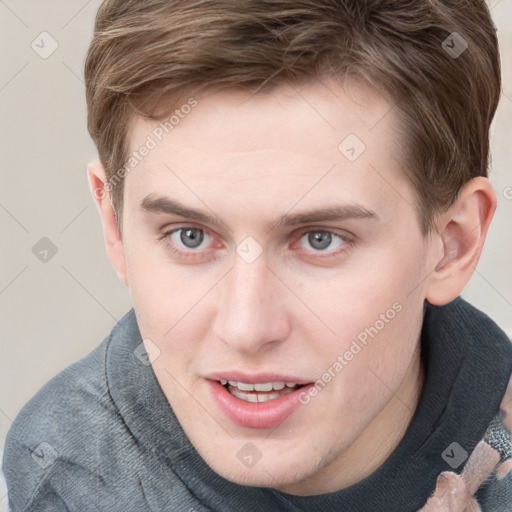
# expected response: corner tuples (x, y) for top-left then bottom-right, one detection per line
(7, 332), (113, 442)
(2, 332), (135, 511)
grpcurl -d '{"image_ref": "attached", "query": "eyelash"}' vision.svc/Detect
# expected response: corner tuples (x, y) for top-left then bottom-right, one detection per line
(160, 225), (354, 261)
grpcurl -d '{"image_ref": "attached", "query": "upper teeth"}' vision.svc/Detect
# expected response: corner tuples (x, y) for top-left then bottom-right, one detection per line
(220, 380), (297, 391)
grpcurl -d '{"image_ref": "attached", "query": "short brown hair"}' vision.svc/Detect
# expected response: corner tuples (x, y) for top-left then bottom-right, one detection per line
(85, 0), (501, 233)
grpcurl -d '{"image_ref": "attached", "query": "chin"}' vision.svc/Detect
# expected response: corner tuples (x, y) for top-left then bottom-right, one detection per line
(221, 464), (307, 490)
(199, 442), (320, 491)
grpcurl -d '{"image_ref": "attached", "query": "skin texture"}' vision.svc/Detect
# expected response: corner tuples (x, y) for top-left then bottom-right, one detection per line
(88, 76), (496, 495)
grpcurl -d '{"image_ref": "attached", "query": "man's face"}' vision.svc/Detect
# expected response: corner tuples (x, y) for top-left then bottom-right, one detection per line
(119, 77), (434, 493)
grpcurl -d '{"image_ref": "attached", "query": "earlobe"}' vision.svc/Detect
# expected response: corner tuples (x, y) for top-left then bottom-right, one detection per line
(425, 177), (496, 306)
(87, 160), (129, 287)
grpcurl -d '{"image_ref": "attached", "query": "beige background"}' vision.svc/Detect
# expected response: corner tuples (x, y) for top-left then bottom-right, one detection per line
(0, 1), (511, 506)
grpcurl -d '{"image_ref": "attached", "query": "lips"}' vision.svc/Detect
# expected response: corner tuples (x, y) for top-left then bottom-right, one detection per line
(206, 373), (313, 429)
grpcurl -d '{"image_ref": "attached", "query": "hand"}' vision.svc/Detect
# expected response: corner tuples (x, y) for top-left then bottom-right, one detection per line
(419, 471), (481, 512)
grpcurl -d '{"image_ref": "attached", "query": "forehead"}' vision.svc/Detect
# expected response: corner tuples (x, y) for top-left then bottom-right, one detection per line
(124, 76), (412, 222)
(130, 76), (397, 154)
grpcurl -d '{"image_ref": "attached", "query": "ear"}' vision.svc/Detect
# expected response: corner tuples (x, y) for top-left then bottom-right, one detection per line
(87, 160), (128, 286)
(425, 177), (496, 305)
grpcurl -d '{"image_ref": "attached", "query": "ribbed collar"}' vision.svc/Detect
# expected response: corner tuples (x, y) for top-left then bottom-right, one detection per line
(106, 298), (512, 511)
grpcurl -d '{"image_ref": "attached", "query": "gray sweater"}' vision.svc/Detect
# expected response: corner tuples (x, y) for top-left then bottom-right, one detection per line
(3, 298), (512, 511)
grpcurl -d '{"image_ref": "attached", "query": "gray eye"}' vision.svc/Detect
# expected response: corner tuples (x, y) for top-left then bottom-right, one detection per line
(308, 231), (332, 250)
(179, 228), (204, 249)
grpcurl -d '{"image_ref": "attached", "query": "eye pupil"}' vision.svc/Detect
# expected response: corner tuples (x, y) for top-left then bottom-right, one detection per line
(308, 231), (332, 250)
(180, 228), (204, 248)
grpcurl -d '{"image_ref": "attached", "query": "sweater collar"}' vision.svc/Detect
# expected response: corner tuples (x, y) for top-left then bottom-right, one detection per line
(106, 298), (512, 511)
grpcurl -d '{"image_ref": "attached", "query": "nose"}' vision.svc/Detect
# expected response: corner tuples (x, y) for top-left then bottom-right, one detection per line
(212, 256), (291, 354)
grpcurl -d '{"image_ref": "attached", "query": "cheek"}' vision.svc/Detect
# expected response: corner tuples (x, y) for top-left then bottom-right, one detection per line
(124, 230), (191, 302)
(298, 245), (426, 376)
(123, 237), (198, 340)
(305, 257), (420, 336)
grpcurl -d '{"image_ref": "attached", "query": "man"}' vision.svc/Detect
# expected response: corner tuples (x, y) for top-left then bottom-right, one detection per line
(3, 0), (512, 510)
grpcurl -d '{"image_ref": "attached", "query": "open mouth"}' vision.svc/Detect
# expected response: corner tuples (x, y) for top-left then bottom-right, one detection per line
(220, 379), (305, 403)
(209, 377), (313, 428)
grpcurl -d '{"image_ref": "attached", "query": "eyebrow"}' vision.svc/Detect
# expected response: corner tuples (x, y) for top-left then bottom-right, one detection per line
(140, 194), (379, 232)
